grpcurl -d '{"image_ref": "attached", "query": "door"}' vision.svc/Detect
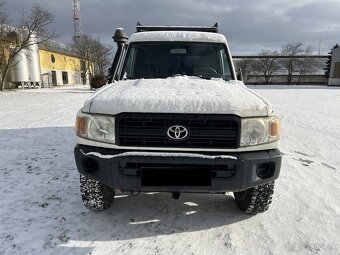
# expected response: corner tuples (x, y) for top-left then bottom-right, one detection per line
(51, 71), (57, 86)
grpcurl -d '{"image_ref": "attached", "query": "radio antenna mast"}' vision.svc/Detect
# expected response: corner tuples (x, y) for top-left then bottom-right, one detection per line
(73, 0), (83, 43)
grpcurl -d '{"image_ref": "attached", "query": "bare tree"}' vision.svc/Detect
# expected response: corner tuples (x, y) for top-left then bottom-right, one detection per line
(0, 0), (8, 87)
(73, 35), (94, 84)
(295, 46), (319, 84)
(0, 3), (57, 91)
(234, 58), (255, 82)
(252, 50), (280, 84)
(73, 35), (111, 84)
(280, 42), (305, 85)
(0, 1), (7, 34)
(92, 39), (111, 75)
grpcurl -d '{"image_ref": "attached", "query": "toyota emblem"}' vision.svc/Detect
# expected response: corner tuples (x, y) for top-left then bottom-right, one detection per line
(167, 125), (189, 140)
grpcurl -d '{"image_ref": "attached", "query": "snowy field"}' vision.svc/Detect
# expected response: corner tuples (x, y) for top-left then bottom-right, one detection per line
(0, 85), (339, 255)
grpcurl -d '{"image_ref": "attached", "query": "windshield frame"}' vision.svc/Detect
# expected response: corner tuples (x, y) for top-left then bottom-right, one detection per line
(119, 41), (235, 81)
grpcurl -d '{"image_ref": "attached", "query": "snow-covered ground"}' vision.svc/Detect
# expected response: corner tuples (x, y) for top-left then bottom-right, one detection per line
(0, 85), (339, 255)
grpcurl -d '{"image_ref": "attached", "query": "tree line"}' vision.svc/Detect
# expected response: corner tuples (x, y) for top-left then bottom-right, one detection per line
(0, 1), (111, 91)
(234, 42), (324, 85)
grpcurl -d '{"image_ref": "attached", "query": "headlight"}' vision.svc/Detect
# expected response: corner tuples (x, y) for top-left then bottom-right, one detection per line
(240, 116), (280, 146)
(75, 112), (115, 144)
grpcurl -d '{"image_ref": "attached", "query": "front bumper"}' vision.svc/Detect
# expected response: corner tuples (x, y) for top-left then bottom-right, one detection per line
(74, 144), (282, 193)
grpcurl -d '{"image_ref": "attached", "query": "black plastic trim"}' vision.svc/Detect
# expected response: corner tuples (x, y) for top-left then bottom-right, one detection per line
(115, 113), (241, 149)
(136, 25), (218, 33)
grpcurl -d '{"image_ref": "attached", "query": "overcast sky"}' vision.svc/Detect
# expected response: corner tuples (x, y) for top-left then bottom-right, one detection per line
(5, 0), (340, 55)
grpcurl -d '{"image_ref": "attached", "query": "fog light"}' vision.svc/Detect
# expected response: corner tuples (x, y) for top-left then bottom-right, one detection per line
(256, 162), (275, 179)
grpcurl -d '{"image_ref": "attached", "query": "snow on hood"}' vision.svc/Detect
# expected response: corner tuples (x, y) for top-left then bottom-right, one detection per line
(82, 76), (270, 117)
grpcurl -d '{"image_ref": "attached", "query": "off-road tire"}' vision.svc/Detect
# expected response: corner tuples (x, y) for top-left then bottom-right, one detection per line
(80, 174), (115, 211)
(233, 182), (275, 215)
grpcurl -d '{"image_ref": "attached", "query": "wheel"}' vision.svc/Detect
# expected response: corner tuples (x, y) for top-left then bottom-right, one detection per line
(233, 182), (275, 215)
(80, 174), (115, 211)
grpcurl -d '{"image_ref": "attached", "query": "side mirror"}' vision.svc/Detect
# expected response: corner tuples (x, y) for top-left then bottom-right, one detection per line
(236, 68), (243, 81)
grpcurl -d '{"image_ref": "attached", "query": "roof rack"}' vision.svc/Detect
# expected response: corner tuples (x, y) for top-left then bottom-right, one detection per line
(136, 22), (219, 33)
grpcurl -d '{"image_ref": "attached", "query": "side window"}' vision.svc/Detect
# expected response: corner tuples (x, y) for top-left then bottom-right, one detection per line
(124, 47), (136, 79)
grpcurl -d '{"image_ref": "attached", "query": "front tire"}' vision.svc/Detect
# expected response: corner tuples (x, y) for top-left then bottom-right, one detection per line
(233, 182), (275, 215)
(80, 174), (115, 211)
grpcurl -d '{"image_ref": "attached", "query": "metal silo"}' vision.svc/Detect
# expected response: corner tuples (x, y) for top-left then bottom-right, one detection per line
(11, 49), (30, 83)
(27, 33), (41, 84)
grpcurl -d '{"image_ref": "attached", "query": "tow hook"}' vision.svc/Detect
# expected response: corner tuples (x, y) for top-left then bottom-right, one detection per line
(172, 192), (180, 200)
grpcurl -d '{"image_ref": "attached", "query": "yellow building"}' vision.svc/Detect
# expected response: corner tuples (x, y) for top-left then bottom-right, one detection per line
(1, 36), (17, 89)
(39, 44), (85, 87)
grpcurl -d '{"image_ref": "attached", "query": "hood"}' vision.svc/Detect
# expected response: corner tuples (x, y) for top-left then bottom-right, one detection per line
(82, 76), (271, 117)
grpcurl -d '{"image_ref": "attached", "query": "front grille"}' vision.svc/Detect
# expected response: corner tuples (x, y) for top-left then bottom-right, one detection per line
(116, 113), (240, 149)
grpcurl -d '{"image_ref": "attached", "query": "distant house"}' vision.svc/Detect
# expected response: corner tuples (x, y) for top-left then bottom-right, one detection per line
(328, 46), (340, 86)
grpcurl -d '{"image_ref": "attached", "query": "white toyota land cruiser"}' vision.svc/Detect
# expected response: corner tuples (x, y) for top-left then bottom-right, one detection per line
(74, 23), (281, 215)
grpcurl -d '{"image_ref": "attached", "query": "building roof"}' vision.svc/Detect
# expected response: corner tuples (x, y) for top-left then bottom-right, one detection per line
(39, 41), (81, 58)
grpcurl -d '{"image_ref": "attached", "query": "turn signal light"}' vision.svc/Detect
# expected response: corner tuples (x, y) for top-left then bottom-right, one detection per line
(270, 119), (280, 137)
(76, 116), (87, 135)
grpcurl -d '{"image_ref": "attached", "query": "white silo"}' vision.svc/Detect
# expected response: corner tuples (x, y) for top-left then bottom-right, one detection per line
(11, 48), (30, 84)
(27, 33), (41, 84)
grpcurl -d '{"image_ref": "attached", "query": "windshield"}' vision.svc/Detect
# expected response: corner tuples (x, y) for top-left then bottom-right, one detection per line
(121, 42), (233, 81)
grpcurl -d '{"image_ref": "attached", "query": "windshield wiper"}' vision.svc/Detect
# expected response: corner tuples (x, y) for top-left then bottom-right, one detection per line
(190, 75), (212, 80)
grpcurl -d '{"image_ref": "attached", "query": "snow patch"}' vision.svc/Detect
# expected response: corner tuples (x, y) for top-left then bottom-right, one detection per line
(84, 76), (269, 117)
(129, 31), (227, 44)
(1, 85), (340, 255)
(80, 149), (237, 160)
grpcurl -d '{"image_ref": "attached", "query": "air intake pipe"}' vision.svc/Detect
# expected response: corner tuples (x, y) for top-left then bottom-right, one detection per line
(107, 28), (128, 84)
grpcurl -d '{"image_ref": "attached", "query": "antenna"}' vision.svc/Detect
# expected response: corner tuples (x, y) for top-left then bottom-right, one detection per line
(318, 25), (332, 55)
(73, 0), (83, 43)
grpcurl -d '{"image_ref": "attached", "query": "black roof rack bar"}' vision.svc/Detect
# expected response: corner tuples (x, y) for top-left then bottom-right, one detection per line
(136, 22), (219, 33)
